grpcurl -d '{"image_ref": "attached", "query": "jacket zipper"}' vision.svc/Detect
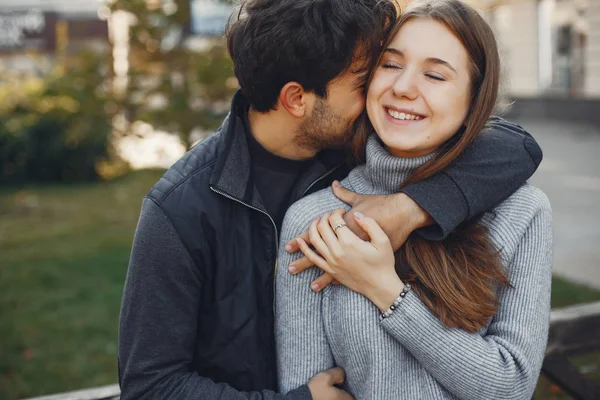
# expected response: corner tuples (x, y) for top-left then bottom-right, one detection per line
(210, 186), (279, 246)
(210, 164), (340, 312)
(210, 185), (279, 313)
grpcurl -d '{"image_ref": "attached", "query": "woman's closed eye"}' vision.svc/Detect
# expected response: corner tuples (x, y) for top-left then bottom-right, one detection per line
(425, 72), (446, 81)
(382, 62), (403, 70)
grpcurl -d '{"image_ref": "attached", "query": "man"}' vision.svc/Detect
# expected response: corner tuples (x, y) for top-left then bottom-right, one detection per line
(118, 0), (543, 399)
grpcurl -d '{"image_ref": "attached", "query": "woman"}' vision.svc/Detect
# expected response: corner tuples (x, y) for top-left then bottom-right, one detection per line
(275, 1), (552, 399)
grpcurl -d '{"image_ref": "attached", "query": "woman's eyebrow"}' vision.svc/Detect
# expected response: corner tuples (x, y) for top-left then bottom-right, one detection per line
(425, 57), (457, 73)
(383, 47), (403, 57)
(384, 47), (457, 74)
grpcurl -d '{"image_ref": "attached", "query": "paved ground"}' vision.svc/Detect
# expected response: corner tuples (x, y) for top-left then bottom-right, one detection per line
(514, 118), (600, 289)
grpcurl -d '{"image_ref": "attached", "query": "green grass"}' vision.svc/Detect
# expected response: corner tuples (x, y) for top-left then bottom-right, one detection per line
(1, 171), (599, 399)
(0, 170), (164, 399)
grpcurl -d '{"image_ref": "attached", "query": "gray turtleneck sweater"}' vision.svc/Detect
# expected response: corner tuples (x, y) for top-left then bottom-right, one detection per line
(275, 135), (553, 400)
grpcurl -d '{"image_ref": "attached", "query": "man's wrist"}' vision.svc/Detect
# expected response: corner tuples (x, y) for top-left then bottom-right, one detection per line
(395, 192), (432, 230)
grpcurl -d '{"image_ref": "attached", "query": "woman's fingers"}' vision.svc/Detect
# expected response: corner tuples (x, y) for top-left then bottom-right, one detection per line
(309, 216), (333, 262)
(287, 211), (346, 276)
(288, 255), (314, 275)
(285, 230), (310, 253)
(317, 212), (343, 256)
(353, 212), (391, 250)
(310, 272), (335, 292)
(328, 209), (356, 244)
(296, 238), (334, 276)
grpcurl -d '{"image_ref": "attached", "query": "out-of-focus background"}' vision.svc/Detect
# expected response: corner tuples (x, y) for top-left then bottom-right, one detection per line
(0, 0), (598, 399)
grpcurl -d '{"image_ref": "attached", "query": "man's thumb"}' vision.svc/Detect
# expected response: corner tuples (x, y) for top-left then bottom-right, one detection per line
(332, 181), (356, 205)
(325, 367), (346, 385)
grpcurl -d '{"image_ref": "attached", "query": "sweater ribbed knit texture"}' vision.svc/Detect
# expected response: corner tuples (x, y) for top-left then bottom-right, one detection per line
(275, 135), (553, 400)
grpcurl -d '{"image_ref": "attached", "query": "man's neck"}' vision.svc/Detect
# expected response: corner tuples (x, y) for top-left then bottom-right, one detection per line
(247, 108), (317, 161)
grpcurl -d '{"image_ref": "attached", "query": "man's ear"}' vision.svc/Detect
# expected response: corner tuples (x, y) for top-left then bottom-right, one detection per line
(279, 82), (313, 118)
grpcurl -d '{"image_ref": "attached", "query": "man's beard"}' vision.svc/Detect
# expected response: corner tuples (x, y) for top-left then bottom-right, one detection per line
(294, 98), (355, 153)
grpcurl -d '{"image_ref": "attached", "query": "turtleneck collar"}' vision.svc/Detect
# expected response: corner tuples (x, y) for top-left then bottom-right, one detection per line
(348, 134), (436, 195)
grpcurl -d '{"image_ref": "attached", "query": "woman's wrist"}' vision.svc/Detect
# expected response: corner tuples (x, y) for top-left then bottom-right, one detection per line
(365, 274), (405, 312)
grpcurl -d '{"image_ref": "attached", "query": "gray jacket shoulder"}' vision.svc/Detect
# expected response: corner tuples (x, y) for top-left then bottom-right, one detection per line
(482, 184), (552, 261)
(280, 180), (351, 244)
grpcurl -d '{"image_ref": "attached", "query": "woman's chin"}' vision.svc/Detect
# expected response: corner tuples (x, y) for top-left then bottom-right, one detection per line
(378, 134), (426, 158)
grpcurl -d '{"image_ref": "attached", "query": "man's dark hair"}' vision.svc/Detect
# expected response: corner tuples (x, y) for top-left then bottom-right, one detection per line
(226, 0), (398, 112)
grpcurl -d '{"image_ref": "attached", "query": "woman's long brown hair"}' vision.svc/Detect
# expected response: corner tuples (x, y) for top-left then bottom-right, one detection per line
(354, 0), (509, 333)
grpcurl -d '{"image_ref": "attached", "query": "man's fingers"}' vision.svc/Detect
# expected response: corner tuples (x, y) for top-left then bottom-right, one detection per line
(332, 181), (357, 206)
(353, 212), (390, 248)
(324, 367), (346, 385)
(311, 272), (335, 292)
(286, 230), (310, 253)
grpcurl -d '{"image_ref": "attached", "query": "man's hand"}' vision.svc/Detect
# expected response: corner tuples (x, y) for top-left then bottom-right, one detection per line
(307, 367), (354, 400)
(286, 180), (432, 290)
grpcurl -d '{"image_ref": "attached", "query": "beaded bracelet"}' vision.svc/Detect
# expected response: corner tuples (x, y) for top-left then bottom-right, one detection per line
(380, 283), (412, 320)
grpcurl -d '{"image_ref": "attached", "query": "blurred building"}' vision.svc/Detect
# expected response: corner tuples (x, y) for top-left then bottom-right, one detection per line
(469, 0), (599, 124)
(190, 0), (234, 37)
(0, 0), (109, 76)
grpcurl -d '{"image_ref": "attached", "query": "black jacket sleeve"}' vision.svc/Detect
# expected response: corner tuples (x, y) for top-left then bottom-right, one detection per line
(401, 116), (543, 240)
(118, 198), (311, 400)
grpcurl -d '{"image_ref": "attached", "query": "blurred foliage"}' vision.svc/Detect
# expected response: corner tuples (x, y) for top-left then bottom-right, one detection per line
(109, 0), (237, 148)
(0, 51), (120, 184)
(0, 0), (237, 185)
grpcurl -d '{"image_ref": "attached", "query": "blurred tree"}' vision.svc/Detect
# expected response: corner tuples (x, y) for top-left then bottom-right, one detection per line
(108, 0), (237, 149)
(0, 51), (120, 184)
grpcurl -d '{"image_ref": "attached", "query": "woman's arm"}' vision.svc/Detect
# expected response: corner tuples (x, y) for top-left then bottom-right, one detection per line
(276, 212), (336, 394)
(380, 195), (552, 399)
(297, 190), (552, 399)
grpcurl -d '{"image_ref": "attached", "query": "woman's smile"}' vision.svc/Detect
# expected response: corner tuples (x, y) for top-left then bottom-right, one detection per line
(383, 106), (426, 124)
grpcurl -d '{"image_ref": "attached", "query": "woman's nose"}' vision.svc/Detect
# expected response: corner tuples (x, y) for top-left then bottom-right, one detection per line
(391, 71), (418, 100)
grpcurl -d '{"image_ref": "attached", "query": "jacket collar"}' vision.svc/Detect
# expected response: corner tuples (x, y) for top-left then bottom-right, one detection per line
(209, 90), (346, 210)
(209, 91), (259, 205)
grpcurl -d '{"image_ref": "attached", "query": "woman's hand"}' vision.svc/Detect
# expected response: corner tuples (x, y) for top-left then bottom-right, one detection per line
(286, 181), (431, 291)
(295, 208), (405, 312)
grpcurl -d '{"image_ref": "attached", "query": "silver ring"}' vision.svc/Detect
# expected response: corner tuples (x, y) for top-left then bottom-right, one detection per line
(334, 223), (347, 232)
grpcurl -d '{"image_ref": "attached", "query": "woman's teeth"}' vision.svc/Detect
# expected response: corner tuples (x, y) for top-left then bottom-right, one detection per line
(387, 108), (422, 121)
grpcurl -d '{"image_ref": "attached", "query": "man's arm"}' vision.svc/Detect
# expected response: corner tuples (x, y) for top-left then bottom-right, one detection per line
(286, 117), (542, 289)
(401, 116), (542, 240)
(118, 198), (311, 400)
